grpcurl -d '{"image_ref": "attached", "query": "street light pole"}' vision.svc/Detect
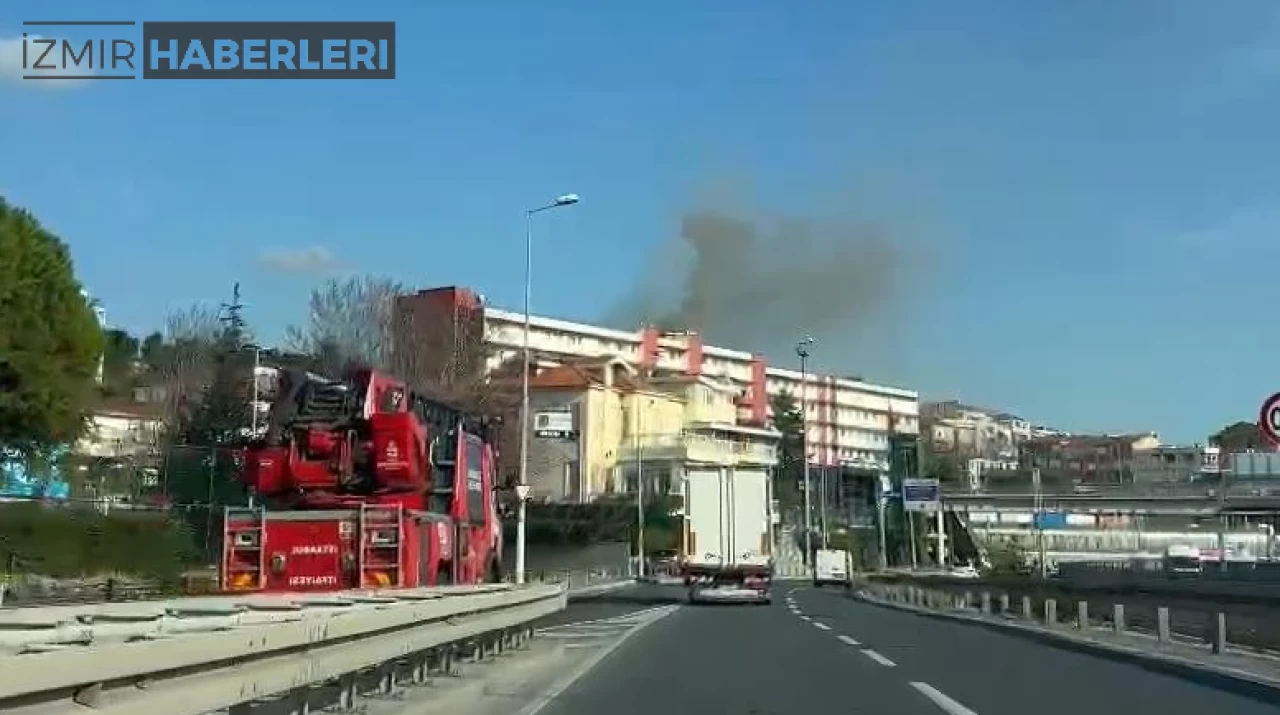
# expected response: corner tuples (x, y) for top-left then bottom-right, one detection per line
(516, 193), (580, 586)
(1217, 465), (1230, 572)
(820, 465), (830, 550)
(796, 337), (815, 570)
(250, 346), (261, 435)
(635, 398), (647, 579)
(1033, 467), (1047, 579)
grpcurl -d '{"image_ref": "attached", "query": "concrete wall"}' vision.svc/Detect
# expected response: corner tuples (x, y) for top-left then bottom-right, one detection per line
(502, 542), (630, 578)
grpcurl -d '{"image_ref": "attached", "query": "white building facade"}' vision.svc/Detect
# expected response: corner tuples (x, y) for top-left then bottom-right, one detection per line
(467, 300), (918, 471)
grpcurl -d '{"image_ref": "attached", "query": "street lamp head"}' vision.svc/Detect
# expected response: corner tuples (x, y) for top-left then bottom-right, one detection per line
(795, 335), (814, 358)
(554, 193), (580, 207)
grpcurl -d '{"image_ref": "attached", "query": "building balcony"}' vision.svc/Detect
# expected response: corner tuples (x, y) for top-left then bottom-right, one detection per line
(616, 430), (778, 467)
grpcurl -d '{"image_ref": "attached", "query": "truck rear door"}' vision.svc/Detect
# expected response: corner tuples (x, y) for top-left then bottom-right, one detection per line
(684, 467), (771, 569)
(730, 467), (770, 568)
(685, 467), (725, 568)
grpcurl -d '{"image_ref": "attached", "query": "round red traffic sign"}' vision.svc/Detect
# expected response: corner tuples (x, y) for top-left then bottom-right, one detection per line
(1260, 393), (1280, 445)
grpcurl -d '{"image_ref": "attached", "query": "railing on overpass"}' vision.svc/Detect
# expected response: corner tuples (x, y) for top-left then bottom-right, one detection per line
(1057, 558), (1280, 585)
(944, 482), (1280, 500)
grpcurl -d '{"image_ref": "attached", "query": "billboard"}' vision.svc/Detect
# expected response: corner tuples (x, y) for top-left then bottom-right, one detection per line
(1033, 512), (1068, 529)
(533, 410), (576, 440)
(901, 478), (940, 512)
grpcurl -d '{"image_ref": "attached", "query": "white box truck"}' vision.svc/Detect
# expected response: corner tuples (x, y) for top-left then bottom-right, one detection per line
(681, 465), (773, 604)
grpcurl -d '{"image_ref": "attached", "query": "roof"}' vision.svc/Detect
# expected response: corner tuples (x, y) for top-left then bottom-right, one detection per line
(94, 401), (165, 421)
(1025, 432), (1157, 448)
(528, 364), (595, 390)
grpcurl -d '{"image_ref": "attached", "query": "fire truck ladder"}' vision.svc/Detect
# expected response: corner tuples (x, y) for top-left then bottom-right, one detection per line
(221, 506), (267, 590)
(358, 503), (404, 588)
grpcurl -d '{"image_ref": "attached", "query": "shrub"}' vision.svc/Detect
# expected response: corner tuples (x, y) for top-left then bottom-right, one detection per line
(0, 501), (200, 585)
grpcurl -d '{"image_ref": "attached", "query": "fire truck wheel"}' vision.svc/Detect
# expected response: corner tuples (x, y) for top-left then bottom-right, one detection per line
(487, 557), (503, 584)
(437, 563), (453, 586)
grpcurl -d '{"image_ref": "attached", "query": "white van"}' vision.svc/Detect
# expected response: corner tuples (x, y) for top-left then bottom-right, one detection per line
(813, 549), (851, 587)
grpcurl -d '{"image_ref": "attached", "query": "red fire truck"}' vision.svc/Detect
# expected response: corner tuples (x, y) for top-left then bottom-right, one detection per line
(221, 367), (503, 592)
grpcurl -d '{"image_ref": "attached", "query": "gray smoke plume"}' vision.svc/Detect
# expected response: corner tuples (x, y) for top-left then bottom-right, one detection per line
(606, 206), (907, 357)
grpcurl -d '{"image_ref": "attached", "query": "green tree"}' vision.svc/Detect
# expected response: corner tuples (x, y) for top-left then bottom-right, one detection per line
(140, 331), (165, 367)
(769, 390), (805, 512)
(160, 286), (257, 561)
(922, 450), (966, 485)
(101, 328), (142, 398)
(1211, 421), (1272, 453)
(0, 196), (104, 456)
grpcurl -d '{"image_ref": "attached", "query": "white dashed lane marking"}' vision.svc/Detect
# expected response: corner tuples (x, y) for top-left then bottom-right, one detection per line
(813, 622), (832, 631)
(799, 615), (812, 622)
(910, 682), (980, 715)
(837, 634), (860, 646)
(861, 649), (896, 667)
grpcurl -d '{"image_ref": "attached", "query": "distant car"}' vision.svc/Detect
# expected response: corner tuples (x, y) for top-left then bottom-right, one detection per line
(949, 565), (981, 579)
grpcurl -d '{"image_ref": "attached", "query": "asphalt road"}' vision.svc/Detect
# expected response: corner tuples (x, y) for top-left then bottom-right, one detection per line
(530, 584), (1278, 715)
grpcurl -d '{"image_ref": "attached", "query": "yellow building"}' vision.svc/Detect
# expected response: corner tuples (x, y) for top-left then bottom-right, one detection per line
(523, 357), (779, 503)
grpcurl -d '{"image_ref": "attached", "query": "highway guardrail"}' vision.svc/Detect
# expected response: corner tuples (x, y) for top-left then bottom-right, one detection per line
(857, 580), (1280, 694)
(1, 565), (631, 609)
(869, 571), (1280, 648)
(0, 582), (566, 714)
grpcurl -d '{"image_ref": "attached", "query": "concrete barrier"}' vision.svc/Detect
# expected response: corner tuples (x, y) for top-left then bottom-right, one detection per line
(0, 583), (566, 715)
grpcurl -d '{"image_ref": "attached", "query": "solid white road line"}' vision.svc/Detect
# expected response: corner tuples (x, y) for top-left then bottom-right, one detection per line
(537, 605), (673, 631)
(813, 622), (832, 631)
(861, 649), (896, 667)
(837, 634), (860, 646)
(910, 682), (980, 715)
(518, 605), (680, 715)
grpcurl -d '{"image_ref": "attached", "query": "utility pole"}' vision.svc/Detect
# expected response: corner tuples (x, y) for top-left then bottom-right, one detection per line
(249, 345), (261, 435)
(1033, 467), (1047, 579)
(879, 412), (894, 570)
(908, 509), (918, 568)
(635, 397), (647, 579)
(1216, 457), (1229, 573)
(796, 337), (815, 569)
(935, 506), (946, 567)
(820, 465), (830, 549)
(876, 481), (889, 568)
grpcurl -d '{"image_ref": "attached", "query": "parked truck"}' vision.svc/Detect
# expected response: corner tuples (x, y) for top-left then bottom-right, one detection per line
(680, 465), (773, 604)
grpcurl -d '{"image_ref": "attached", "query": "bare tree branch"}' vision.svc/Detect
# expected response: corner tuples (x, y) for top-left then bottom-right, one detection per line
(286, 276), (405, 373)
(148, 304), (222, 438)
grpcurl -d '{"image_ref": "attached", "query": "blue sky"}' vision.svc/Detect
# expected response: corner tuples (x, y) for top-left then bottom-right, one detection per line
(2, 0), (1279, 443)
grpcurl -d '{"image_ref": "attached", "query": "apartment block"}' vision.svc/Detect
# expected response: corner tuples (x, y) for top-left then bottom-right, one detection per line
(395, 286), (919, 473)
(1019, 432), (1161, 486)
